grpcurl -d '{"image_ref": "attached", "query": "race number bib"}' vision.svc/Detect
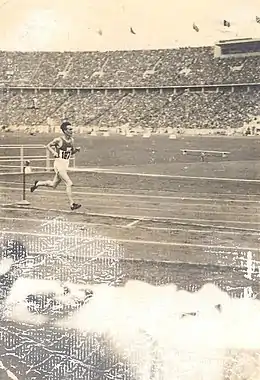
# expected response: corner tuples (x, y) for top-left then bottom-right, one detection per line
(61, 148), (71, 159)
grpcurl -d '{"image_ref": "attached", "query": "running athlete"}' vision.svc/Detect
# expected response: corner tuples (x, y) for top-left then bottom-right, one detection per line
(30, 121), (81, 211)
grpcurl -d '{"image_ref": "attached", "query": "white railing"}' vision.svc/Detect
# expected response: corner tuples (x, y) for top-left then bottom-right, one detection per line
(0, 144), (76, 173)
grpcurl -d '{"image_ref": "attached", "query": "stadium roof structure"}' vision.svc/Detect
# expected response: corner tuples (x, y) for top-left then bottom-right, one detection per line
(216, 37), (260, 44)
(0, 0), (259, 51)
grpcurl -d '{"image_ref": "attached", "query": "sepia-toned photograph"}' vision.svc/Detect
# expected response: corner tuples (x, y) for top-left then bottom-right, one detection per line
(0, 0), (260, 379)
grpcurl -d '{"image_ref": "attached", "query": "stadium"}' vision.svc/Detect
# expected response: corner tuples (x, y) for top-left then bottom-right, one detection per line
(1, 0), (260, 379)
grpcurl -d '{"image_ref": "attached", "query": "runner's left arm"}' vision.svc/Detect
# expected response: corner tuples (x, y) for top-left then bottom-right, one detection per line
(71, 139), (80, 155)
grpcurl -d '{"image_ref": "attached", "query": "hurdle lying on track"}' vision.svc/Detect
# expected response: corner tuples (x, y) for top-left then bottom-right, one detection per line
(181, 149), (230, 161)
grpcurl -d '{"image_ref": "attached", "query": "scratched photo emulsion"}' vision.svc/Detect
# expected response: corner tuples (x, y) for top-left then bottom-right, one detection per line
(0, 1), (260, 379)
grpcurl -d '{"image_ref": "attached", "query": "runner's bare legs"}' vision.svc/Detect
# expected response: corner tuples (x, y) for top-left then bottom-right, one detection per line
(30, 121), (81, 211)
(31, 172), (75, 207)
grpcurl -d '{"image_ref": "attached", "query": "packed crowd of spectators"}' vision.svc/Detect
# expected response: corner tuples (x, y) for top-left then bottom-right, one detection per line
(0, 47), (259, 88)
(0, 45), (259, 130)
(1, 88), (259, 130)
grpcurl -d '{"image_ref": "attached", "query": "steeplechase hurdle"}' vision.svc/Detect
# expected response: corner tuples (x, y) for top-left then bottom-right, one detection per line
(0, 144), (76, 206)
(0, 145), (52, 174)
(181, 149), (230, 162)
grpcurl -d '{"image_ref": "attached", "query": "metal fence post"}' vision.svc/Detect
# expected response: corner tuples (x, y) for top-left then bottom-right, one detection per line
(17, 163), (30, 206)
(46, 148), (51, 172)
(20, 145), (24, 173)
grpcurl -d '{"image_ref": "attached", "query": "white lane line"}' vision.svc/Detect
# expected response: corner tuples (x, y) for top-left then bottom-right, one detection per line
(2, 166), (260, 182)
(68, 168), (260, 183)
(13, 203), (260, 217)
(1, 205), (259, 226)
(5, 202), (255, 217)
(0, 215), (258, 235)
(1, 185), (260, 205)
(0, 216), (124, 228)
(1, 179), (260, 199)
(0, 230), (258, 252)
(125, 219), (142, 228)
(138, 225), (260, 235)
(2, 197), (251, 217)
(115, 239), (260, 251)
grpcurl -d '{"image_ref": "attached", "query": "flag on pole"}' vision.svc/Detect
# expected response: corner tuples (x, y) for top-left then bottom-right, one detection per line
(224, 20), (231, 27)
(193, 23), (199, 32)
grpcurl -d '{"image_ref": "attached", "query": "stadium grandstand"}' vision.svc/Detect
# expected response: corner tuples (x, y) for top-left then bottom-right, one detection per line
(0, 43), (260, 131)
(0, 0), (259, 133)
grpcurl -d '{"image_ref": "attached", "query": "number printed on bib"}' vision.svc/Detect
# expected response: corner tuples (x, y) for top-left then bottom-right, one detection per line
(61, 148), (71, 160)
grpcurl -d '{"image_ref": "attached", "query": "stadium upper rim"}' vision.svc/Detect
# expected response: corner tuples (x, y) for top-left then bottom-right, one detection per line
(0, 0), (260, 52)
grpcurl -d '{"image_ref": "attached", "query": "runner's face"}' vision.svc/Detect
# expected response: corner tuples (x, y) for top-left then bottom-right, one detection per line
(65, 126), (73, 137)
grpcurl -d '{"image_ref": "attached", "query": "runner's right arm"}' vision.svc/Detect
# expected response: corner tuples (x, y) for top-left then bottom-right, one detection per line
(46, 137), (61, 157)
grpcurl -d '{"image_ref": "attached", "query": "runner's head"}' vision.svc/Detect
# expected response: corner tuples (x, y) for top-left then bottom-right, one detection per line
(61, 121), (73, 137)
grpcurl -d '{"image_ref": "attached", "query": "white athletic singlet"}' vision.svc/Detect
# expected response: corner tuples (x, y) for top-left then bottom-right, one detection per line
(54, 137), (73, 173)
